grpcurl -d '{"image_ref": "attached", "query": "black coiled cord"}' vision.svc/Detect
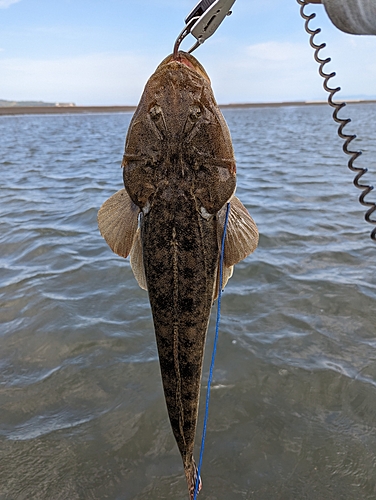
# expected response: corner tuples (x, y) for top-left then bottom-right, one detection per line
(298, 0), (376, 241)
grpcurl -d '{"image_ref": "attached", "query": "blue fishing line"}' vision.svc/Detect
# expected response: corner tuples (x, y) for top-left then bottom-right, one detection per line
(193, 201), (231, 500)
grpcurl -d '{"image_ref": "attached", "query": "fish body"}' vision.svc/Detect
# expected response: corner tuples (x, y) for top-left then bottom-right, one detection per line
(98, 52), (258, 498)
(142, 192), (218, 494)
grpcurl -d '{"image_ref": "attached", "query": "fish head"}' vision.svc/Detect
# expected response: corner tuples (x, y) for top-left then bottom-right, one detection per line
(122, 51), (236, 213)
(151, 54), (208, 139)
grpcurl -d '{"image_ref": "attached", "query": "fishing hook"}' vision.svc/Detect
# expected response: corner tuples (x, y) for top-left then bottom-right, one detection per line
(298, 0), (376, 241)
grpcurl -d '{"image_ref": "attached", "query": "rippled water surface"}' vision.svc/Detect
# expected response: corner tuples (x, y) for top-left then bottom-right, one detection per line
(1, 105), (376, 499)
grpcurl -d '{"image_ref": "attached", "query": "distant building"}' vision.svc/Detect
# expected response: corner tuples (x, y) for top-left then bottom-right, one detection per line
(55, 103), (76, 107)
(0, 99), (76, 108)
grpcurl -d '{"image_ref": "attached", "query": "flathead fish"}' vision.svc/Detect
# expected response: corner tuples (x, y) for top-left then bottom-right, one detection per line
(98, 51), (258, 499)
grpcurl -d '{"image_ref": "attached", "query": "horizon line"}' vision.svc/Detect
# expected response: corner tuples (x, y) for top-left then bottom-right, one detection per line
(1, 99), (376, 116)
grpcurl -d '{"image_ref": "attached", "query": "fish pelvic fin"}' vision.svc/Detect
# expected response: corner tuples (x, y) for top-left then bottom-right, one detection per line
(98, 189), (139, 259)
(213, 197), (258, 300)
(213, 264), (234, 301)
(130, 228), (148, 290)
(98, 190), (148, 291)
(185, 458), (202, 500)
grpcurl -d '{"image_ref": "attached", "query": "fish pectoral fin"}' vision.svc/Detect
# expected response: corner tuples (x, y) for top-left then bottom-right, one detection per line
(98, 189), (139, 258)
(213, 264), (234, 301)
(130, 228), (148, 291)
(218, 196), (259, 267)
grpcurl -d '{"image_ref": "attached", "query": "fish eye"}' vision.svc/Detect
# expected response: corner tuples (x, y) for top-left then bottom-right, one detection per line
(189, 105), (202, 122)
(150, 105), (162, 121)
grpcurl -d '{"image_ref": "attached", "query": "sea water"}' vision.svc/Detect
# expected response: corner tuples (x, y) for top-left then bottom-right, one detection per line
(1, 105), (376, 499)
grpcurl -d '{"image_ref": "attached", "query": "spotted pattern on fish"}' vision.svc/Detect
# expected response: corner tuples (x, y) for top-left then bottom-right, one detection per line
(98, 51), (259, 499)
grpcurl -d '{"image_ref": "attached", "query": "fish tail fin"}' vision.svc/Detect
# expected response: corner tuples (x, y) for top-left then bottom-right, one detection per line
(185, 458), (202, 499)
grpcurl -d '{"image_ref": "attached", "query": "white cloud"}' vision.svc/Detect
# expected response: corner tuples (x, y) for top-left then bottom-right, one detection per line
(0, 0), (21, 8)
(1, 36), (376, 106)
(246, 41), (308, 62)
(202, 41), (327, 104)
(201, 37), (376, 104)
(0, 52), (154, 105)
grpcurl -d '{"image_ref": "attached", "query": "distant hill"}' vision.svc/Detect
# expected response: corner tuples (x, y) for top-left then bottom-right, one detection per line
(0, 99), (75, 107)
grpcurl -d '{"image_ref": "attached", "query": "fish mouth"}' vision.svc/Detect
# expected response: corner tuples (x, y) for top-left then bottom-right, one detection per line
(155, 51), (211, 83)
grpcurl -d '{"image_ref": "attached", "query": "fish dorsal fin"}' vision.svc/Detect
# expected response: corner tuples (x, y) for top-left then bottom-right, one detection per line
(98, 189), (139, 258)
(218, 196), (259, 267)
(130, 228), (148, 291)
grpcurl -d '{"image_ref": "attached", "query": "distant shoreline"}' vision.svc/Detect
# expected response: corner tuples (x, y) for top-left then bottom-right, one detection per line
(0, 105), (137, 116)
(1, 100), (376, 116)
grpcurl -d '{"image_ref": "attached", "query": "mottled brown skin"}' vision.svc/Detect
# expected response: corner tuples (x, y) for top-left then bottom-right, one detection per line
(122, 52), (236, 498)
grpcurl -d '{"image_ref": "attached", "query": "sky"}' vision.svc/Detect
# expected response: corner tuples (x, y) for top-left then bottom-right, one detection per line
(1, 0), (376, 105)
